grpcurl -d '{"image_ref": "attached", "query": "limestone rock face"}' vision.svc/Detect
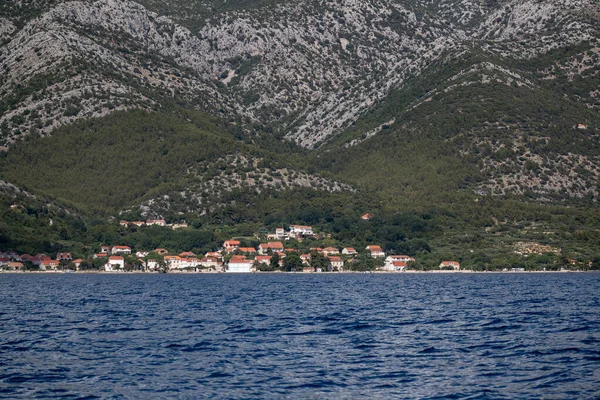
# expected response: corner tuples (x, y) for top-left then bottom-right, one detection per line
(1, 0), (598, 148)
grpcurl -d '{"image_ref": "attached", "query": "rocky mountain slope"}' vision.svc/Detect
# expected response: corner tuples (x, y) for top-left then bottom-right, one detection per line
(0, 0), (599, 210)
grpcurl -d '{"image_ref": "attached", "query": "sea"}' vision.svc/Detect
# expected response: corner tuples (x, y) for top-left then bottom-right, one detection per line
(0, 273), (599, 399)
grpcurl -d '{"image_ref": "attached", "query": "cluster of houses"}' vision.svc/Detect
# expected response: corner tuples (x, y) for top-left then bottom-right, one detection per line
(119, 219), (188, 230)
(0, 223), (462, 273)
(0, 251), (79, 271)
(0, 244), (461, 272)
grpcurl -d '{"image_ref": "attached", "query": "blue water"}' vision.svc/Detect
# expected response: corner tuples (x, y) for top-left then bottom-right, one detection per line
(0, 273), (599, 399)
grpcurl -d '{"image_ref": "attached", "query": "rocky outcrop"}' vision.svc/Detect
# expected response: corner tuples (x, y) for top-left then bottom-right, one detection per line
(0, 0), (598, 148)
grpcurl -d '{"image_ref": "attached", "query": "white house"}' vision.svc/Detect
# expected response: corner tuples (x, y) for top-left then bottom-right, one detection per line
(342, 247), (357, 255)
(105, 256), (125, 271)
(328, 256), (344, 270)
(227, 258), (253, 273)
(111, 246), (131, 255)
(289, 225), (314, 237)
(200, 257), (220, 268)
(165, 256), (185, 270)
(381, 261), (407, 271)
(366, 245), (385, 258)
(146, 259), (159, 271)
(258, 242), (284, 255)
(386, 255), (415, 263)
(146, 219), (166, 226)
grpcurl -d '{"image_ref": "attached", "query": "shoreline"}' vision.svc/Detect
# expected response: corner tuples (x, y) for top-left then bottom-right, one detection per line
(0, 270), (596, 274)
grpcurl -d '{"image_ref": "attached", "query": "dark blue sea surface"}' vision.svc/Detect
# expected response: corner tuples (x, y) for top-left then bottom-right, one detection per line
(0, 273), (599, 399)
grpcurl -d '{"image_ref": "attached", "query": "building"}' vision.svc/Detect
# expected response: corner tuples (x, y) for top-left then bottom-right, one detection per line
(323, 247), (339, 256)
(200, 257), (220, 268)
(328, 256), (344, 270)
(439, 261), (460, 270)
(111, 246), (132, 255)
(258, 242), (284, 255)
(223, 240), (241, 253)
(289, 225), (314, 237)
(6, 262), (24, 271)
(119, 220), (129, 227)
(146, 219), (166, 226)
(381, 261), (407, 271)
(40, 259), (59, 270)
(361, 213), (374, 220)
(164, 256), (185, 270)
(56, 252), (73, 261)
(385, 255), (415, 268)
(366, 245), (385, 258)
(342, 247), (357, 255)
(105, 256), (125, 270)
(227, 257), (253, 273)
(255, 255), (272, 265)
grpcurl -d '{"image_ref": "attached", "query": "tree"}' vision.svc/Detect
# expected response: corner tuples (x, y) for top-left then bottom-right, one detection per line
(282, 252), (303, 272)
(270, 252), (280, 270)
(310, 252), (329, 271)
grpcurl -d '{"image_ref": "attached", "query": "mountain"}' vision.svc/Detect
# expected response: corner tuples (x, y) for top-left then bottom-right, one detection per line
(0, 0), (599, 263)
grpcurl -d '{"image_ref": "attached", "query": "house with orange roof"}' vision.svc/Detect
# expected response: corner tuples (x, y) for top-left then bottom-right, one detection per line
(328, 256), (344, 270)
(94, 253), (108, 259)
(255, 255), (272, 265)
(41, 259), (60, 270)
(239, 247), (257, 254)
(6, 262), (24, 270)
(164, 256), (184, 269)
(105, 255), (125, 271)
(200, 257), (220, 268)
(384, 255), (414, 270)
(323, 247), (339, 256)
(387, 255), (415, 263)
(366, 245), (385, 258)
(223, 240), (241, 253)
(381, 260), (407, 271)
(132, 221), (146, 227)
(361, 213), (374, 220)
(227, 257), (253, 273)
(179, 252), (197, 259)
(120, 220), (129, 227)
(111, 245), (131, 255)
(342, 247), (357, 255)
(152, 248), (169, 256)
(258, 242), (284, 255)
(205, 251), (222, 259)
(56, 252), (73, 261)
(439, 261), (460, 270)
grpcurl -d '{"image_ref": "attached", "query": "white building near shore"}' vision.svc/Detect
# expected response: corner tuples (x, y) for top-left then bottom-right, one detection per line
(227, 258), (253, 273)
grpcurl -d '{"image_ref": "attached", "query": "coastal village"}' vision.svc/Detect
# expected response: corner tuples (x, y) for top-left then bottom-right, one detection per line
(0, 219), (462, 273)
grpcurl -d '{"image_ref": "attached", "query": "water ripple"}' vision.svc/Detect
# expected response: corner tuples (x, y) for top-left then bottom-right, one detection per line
(0, 273), (599, 398)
